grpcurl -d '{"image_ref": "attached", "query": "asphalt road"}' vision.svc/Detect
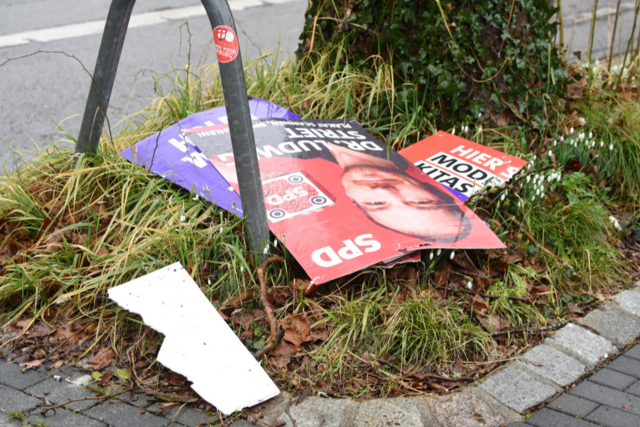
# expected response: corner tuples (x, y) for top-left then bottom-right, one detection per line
(0, 0), (308, 169)
(0, 0), (638, 171)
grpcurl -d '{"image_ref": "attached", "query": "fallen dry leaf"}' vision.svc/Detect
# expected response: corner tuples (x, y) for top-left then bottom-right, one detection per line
(470, 294), (489, 314)
(478, 315), (511, 333)
(88, 348), (116, 370)
(453, 358), (464, 376)
(282, 314), (311, 347)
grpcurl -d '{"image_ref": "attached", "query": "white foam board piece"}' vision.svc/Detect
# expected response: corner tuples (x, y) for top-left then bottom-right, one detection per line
(108, 262), (279, 414)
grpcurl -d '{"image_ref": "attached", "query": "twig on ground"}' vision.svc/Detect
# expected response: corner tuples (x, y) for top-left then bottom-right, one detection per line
(435, 285), (529, 303)
(285, 401), (298, 427)
(490, 321), (568, 336)
(256, 256), (285, 358)
(29, 384), (132, 416)
(254, 328), (285, 359)
(508, 216), (555, 257)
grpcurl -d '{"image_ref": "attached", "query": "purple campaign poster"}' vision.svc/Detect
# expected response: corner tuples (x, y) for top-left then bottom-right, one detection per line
(119, 99), (300, 215)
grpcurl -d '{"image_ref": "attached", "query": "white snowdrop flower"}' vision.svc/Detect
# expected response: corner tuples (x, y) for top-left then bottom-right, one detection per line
(570, 127), (574, 134)
(274, 240), (278, 247)
(478, 113), (482, 118)
(437, 248), (442, 256)
(467, 281), (473, 290)
(604, 353), (608, 359)
(452, 128), (456, 136)
(240, 266), (244, 272)
(518, 200), (521, 207)
(579, 117), (586, 125)
(450, 251), (455, 260)
(526, 176), (531, 183)
(527, 163), (532, 170)
(553, 140), (558, 146)
(547, 175), (553, 182)
(560, 136), (565, 141)
(579, 133), (585, 140)
(609, 216), (622, 231)
(609, 144), (614, 151)
(589, 132), (593, 139)
(501, 194), (505, 201)
(548, 150), (553, 157)
(600, 141), (604, 147)
(429, 252), (434, 260)
(207, 279), (211, 285)
(193, 194), (199, 201)
(533, 154), (537, 161)
(263, 244), (270, 254)
(180, 215), (186, 222)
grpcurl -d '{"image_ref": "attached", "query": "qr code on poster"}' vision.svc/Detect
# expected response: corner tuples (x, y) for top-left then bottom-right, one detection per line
(262, 172), (334, 223)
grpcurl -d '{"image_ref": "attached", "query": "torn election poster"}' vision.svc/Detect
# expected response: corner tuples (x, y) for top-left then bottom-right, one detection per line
(399, 131), (528, 201)
(186, 119), (505, 290)
(108, 262), (279, 415)
(119, 99), (299, 215)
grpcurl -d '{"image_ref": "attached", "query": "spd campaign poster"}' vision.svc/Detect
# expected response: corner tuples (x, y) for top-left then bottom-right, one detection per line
(119, 99), (299, 214)
(187, 119), (505, 288)
(399, 131), (527, 201)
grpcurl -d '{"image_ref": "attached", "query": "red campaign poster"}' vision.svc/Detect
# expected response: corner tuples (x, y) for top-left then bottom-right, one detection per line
(399, 131), (528, 201)
(186, 120), (505, 289)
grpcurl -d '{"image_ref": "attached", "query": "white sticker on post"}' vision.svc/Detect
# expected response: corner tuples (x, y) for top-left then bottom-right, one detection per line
(107, 262), (279, 414)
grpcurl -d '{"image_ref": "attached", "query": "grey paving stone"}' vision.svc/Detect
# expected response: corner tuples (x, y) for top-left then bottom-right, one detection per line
(624, 380), (640, 397)
(119, 391), (157, 408)
(147, 403), (218, 427)
(0, 359), (47, 390)
(582, 304), (640, 343)
(589, 368), (637, 390)
(0, 413), (20, 427)
(228, 422), (255, 427)
(25, 373), (98, 411)
(0, 384), (41, 413)
(354, 398), (422, 427)
(466, 387), (522, 424)
(516, 344), (586, 387)
(548, 393), (599, 417)
(27, 408), (107, 427)
(429, 391), (508, 426)
(279, 397), (347, 427)
(585, 405), (640, 427)
(570, 381), (640, 416)
(615, 290), (640, 318)
(525, 407), (599, 426)
(85, 401), (169, 427)
(478, 367), (558, 413)
(606, 356), (640, 378)
(625, 344), (640, 361)
(546, 323), (617, 368)
(257, 391), (291, 426)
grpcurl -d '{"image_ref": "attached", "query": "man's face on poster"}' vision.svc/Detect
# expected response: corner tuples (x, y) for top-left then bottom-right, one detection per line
(331, 145), (470, 242)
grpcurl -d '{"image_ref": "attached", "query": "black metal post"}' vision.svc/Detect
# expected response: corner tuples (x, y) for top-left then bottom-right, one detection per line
(75, 0), (135, 153)
(75, 0), (270, 261)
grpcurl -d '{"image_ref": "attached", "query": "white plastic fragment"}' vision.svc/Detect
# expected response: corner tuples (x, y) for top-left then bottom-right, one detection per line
(108, 262), (279, 414)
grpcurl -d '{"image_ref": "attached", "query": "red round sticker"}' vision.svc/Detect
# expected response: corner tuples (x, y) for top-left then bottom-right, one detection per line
(213, 25), (239, 63)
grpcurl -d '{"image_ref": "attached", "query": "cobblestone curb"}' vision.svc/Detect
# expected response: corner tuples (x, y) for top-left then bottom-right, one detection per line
(1, 281), (640, 427)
